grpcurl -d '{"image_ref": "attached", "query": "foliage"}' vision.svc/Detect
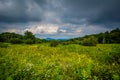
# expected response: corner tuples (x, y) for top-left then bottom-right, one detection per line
(0, 31), (36, 44)
(0, 32), (23, 42)
(35, 38), (42, 43)
(68, 28), (120, 44)
(0, 42), (8, 48)
(50, 41), (59, 47)
(0, 44), (120, 80)
(25, 39), (35, 44)
(105, 46), (120, 64)
(24, 30), (35, 40)
(10, 38), (23, 44)
(94, 28), (120, 44)
(61, 42), (69, 45)
(82, 36), (98, 46)
(24, 31), (35, 44)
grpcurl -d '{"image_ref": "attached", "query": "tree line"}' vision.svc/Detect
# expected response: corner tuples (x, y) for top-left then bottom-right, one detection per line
(0, 28), (120, 46)
(0, 31), (44, 44)
(53, 28), (120, 46)
(70, 28), (120, 44)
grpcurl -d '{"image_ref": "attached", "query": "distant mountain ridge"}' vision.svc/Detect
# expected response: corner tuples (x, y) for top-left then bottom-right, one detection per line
(46, 37), (68, 41)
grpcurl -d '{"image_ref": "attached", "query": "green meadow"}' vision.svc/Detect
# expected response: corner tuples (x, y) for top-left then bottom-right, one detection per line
(0, 43), (120, 80)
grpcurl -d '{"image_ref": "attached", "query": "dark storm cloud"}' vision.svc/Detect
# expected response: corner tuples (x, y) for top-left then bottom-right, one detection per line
(0, 22), (27, 34)
(61, 0), (120, 27)
(0, 0), (46, 23)
(1, 0), (120, 26)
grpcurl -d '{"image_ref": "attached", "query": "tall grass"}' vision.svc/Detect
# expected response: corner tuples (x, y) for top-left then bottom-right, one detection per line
(0, 44), (120, 80)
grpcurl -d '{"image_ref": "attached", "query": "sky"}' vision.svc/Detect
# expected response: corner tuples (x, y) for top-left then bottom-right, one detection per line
(0, 0), (120, 39)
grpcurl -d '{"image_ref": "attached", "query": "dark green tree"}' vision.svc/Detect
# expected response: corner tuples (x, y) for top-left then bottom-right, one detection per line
(24, 31), (35, 44)
(24, 31), (35, 39)
(0, 32), (23, 42)
(104, 31), (111, 44)
(110, 30), (120, 43)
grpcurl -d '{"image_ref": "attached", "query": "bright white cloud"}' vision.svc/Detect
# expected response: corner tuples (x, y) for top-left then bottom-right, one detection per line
(25, 24), (59, 34)
(59, 29), (66, 33)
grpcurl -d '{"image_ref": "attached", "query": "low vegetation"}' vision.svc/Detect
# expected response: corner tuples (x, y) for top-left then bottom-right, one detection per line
(82, 36), (98, 46)
(0, 44), (120, 80)
(50, 41), (59, 47)
(0, 42), (8, 48)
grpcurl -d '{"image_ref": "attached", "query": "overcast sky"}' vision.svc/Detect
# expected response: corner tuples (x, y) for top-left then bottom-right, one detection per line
(0, 0), (120, 39)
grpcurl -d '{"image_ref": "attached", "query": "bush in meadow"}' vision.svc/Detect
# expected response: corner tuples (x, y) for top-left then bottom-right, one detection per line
(0, 42), (8, 48)
(10, 38), (23, 44)
(50, 41), (59, 47)
(82, 36), (98, 46)
(25, 39), (35, 44)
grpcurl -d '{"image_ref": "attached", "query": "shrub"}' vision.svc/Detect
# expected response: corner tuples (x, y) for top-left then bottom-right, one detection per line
(35, 38), (42, 43)
(25, 39), (35, 44)
(61, 42), (69, 45)
(10, 38), (23, 44)
(0, 42), (8, 48)
(82, 36), (98, 46)
(50, 41), (59, 47)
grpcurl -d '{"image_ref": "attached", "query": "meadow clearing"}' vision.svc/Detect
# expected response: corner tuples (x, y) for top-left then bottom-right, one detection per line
(0, 43), (120, 80)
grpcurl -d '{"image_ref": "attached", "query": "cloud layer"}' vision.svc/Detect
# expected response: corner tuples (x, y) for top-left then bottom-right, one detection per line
(0, 0), (120, 38)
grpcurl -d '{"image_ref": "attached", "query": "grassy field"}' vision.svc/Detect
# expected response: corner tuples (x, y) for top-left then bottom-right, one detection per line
(0, 43), (120, 80)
